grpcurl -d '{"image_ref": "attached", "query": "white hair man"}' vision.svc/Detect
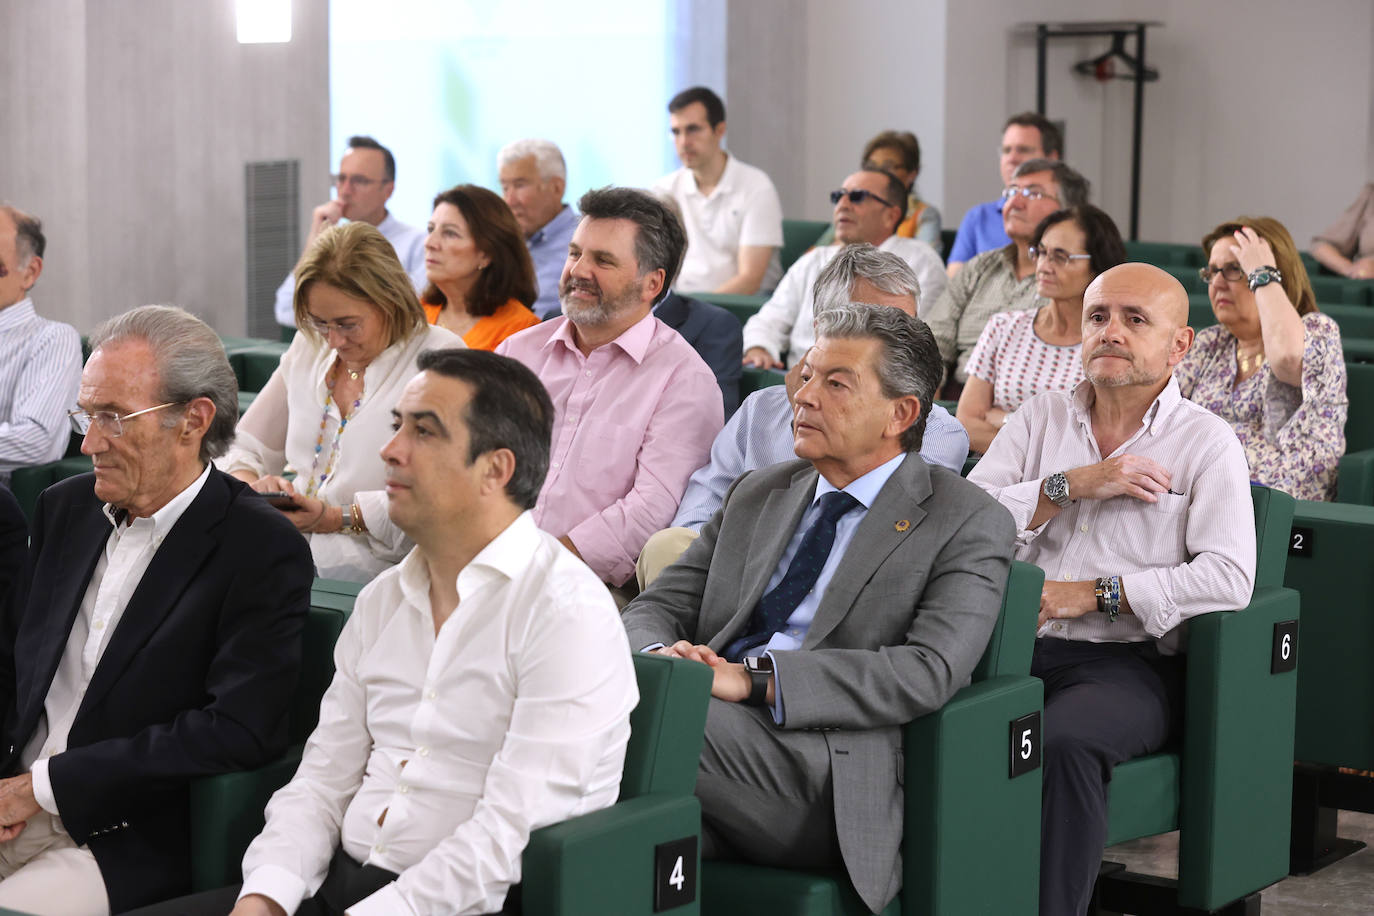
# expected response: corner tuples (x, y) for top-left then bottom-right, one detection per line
(498, 139), (578, 319)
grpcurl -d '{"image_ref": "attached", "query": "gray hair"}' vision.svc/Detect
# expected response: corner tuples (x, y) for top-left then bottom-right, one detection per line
(496, 138), (567, 182)
(813, 303), (941, 452)
(577, 187), (685, 296)
(0, 204), (46, 266)
(1014, 158), (1090, 208)
(88, 305), (239, 461)
(812, 244), (921, 319)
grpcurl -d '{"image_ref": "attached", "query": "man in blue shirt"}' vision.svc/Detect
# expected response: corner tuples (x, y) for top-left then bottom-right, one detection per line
(498, 139), (579, 319)
(946, 113), (1061, 277)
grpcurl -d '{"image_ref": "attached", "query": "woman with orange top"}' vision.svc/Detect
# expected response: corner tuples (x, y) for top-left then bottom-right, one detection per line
(422, 184), (540, 350)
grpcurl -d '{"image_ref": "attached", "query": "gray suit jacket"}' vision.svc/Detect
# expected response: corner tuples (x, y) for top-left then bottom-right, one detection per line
(622, 453), (1014, 911)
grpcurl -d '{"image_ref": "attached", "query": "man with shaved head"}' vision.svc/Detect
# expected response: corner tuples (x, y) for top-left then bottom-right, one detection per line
(968, 263), (1257, 914)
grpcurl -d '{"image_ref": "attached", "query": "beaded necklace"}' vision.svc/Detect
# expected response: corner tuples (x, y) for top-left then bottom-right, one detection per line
(303, 365), (363, 498)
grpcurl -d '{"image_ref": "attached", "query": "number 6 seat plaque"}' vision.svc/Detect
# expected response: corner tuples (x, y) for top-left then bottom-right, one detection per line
(1272, 619), (1299, 674)
(1009, 711), (1042, 778)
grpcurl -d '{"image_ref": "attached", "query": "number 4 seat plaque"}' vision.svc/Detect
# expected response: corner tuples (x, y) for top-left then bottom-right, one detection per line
(654, 835), (697, 911)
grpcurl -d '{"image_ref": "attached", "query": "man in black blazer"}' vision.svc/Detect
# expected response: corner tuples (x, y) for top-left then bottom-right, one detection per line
(0, 306), (313, 914)
(654, 291), (744, 417)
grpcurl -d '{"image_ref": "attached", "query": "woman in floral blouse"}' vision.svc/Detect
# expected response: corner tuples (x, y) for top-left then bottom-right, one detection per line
(1175, 216), (1347, 501)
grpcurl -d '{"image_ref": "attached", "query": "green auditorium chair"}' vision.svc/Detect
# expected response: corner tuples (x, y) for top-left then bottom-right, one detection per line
(1092, 486), (1301, 915)
(1164, 265), (1207, 296)
(1308, 274), (1374, 307)
(1283, 499), (1374, 874)
(220, 337), (289, 394)
(1336, 362), (1374, 504)
(781, 219), (830, 274)
(691, 292), (767, 329)
(701, 560), (1045, 916)
(1124, 241), (1205, 269)
(189, 579), (714, 916)
(739, 366), (785, 402)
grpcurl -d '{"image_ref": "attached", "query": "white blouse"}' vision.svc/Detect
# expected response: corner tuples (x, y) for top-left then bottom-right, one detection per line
(218, 323), (464, 582)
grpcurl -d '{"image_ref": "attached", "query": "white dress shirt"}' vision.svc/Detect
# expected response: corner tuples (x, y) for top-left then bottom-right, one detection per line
(273, 213), (429, 327)
(22, 462), (212, 820)
(0, 297), (82, 481)
(968, 378), (1256, 654)
(740, 236), (948, 366)
(217, 323), (463, 582)
(239, 512), (639, 915)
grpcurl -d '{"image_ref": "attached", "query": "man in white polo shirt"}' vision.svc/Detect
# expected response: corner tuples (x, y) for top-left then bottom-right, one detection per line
(653, 86), (783, 296)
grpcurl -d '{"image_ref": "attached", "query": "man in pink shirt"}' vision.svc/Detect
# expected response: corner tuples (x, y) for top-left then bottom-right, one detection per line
(498, 187), (724, 591)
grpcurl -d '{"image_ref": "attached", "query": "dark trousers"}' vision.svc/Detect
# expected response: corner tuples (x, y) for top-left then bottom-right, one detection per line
(125, 847), (400, 915)
(1032, 638), (1185, 916)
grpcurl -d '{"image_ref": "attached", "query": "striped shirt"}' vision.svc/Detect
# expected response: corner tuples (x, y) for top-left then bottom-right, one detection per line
(967, 377), (1256, 654)
(0, 298), (82, 482)
(923, 244), (1042, 384)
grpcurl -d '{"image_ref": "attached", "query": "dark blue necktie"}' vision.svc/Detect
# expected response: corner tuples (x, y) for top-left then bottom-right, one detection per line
(724, 490), (861, 661)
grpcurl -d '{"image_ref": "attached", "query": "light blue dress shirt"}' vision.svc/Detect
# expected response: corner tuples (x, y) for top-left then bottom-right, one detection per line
(526, 205), (579, 319)
(670, 385), (970, 531)
(947, 199), (1011, 265)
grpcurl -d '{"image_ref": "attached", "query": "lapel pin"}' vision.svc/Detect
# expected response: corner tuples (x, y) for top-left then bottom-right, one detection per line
(894, 519), (910, 532)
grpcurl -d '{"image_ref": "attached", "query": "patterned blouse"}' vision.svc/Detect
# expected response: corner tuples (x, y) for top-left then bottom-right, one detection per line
(1175, 311), (1347, 501)
(966, 307), (1084, 413)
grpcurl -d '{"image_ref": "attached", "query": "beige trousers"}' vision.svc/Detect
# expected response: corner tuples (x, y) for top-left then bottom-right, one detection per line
(0, 813), (108, 915)
(634, 527), (701, 592)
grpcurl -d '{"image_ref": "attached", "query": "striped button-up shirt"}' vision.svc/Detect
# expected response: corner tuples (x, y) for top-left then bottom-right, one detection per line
(0, 297), (82, 481)
(922, 243), (1041, 384)
(968, 377), (1256, 654)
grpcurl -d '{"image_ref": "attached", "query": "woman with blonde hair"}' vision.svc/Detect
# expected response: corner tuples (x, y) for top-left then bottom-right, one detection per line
(1176, 216), (1347, 500)
(220, 221), (463, 580)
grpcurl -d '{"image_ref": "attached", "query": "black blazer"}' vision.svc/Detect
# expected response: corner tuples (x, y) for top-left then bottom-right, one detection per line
(0, 468), (313, 912)
(0, 487), (27, 617)
(656, 292), (744, 418)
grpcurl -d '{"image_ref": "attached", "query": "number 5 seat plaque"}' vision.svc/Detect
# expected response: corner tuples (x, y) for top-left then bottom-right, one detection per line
(1009, 712), (1042, 778)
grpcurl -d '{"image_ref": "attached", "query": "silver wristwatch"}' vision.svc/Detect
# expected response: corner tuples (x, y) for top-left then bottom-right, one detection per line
(1043, 471), (1072, 509)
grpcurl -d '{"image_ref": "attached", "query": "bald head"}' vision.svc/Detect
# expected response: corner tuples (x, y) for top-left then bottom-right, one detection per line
(1086, 263), (1189, 328)
(1082, 262), (1193, 390)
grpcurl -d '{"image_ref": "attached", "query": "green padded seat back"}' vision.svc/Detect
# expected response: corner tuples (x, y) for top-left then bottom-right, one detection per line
(739, 366), (785, 400)
(972, 560), (1043, 682)
(1250, 486), (1294, 589)
(1187, 295), (1218, 331)
(1344, 362), (1374, 454)
(1309, 274), (1373, 306)
(1284, 500), (1374, 770)
(781, 219), (830, 274)
(290, 578), (362, 741)
(619, 654), (713, 801)
(1125, 240), (1203, 268)
(689, 292), (766, 328)
(703, 861), (899, 916)
(1164, 264), (1206, 295)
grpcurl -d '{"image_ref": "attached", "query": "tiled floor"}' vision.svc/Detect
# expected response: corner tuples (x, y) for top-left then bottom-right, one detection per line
(1106, 811), (1374, 913)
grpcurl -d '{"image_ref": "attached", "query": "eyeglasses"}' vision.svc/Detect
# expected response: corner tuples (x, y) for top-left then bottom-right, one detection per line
(1198, 263), (1246, 284)
(69, 402), (183, 438)
(305, 316), (367, 338)
(1028, 246), (1092, 268)
(829, 188), (895, 208)
(331, 174), (385, 189)
(1000, 186), (1058, 203)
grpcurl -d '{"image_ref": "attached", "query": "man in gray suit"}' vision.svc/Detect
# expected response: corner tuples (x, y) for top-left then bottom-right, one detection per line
(621, 303), (1015, 913)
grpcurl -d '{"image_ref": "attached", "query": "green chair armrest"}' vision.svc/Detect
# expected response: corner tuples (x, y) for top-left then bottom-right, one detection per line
(904, 675), (1043, 916)
(1336, 448), (1374, 505)
(1177, 588), (1301, 909)
(522, 793), (701, 915)
(188, 746), (304, 892)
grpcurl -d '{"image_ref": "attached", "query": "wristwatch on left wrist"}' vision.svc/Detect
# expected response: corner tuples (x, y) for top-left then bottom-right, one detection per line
(1043, 471), (1072, 509)
(743, 655), (773, 707)
(1247, 265), (1283, 292)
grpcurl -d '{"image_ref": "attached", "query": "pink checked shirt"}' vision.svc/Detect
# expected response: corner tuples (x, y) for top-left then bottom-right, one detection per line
(498, 313), (723, 585)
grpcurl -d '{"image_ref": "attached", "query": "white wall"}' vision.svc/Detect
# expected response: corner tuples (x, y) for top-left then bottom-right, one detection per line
(729, 0), (1374, 246)
(0, 0), (328, 335)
